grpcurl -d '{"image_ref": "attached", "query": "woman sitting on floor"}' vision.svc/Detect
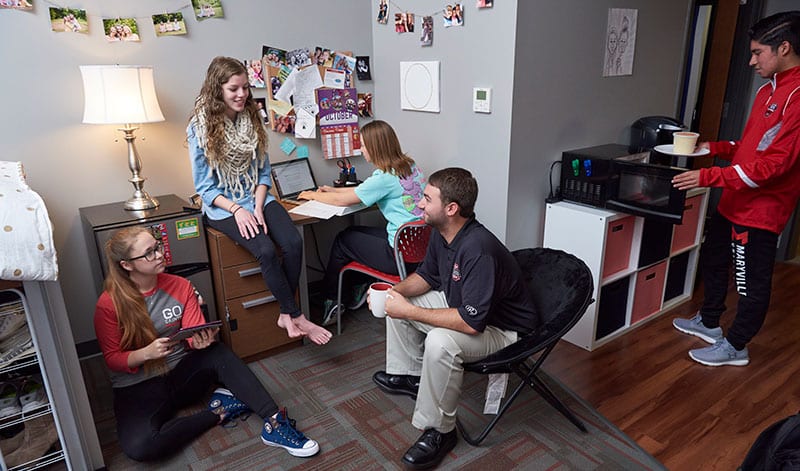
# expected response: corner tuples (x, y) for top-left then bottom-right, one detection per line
(94, 226), (320, 462)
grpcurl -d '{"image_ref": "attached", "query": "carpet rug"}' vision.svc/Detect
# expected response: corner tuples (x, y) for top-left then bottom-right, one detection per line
(101, 310), (665, 470)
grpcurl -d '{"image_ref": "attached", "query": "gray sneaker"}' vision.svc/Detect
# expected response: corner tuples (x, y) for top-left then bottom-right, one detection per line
(673, 313), (723, 344)
(689, 338), (749, 367)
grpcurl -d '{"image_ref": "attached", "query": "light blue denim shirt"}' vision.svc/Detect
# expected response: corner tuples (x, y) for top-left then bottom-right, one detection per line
(187, 121), (275, 220)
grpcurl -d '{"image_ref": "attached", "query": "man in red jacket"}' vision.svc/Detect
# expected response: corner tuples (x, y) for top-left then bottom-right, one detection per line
(672, 10), (800, 367)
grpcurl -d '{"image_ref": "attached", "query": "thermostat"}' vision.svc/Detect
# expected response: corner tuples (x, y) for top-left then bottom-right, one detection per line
(472, 87), (491, 113)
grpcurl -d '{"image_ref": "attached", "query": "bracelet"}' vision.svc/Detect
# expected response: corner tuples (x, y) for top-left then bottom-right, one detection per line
(229, 202), (238, 212)
(232, 206), (243, 216)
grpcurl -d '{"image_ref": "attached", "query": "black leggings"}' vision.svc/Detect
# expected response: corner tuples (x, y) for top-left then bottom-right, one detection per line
(112, 343), (278, 462)
(207, 200), (304, 317)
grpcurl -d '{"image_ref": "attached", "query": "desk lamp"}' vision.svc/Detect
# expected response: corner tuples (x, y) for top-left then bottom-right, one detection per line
(80, 65), (165, 210)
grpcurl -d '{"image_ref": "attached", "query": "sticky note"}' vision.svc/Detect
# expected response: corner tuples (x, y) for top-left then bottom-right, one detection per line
(280, 137), (296, 155)
(297, 145), (309, 158)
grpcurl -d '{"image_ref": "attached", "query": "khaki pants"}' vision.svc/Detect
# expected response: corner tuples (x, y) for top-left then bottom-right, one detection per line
(385, 291), (517, 433)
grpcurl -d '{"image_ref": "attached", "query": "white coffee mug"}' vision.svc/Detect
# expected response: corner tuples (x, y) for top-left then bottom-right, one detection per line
(368, 282), (393, 318)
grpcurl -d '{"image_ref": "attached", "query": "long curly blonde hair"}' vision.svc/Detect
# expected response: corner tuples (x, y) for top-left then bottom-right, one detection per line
(191, 56), (268, 164)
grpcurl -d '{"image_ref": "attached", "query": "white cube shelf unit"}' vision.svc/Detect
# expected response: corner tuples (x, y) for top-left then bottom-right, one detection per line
(543, 189), (708, 351)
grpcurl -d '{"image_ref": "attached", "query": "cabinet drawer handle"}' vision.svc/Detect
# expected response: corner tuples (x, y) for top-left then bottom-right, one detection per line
(242, 295), (276, 309)
(611, 224), (624, 232)
(238, 267), (262, 278)
(645, 273), (656, 280)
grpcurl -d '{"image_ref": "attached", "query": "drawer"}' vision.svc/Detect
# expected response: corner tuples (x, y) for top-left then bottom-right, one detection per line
(222, 261), (268, 299)
(207, 227), (256, 268)
(602, 216), (635, 279)
(631, 261), (667, 324)
(671, 195), (702, 253)
(223, 291), (297, 359)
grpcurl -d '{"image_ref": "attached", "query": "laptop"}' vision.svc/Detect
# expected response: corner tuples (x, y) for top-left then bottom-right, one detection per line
(271, 158), (318, 204)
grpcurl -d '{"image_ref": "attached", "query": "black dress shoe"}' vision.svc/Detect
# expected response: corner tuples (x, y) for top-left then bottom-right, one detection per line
(372, 371), (420, 398)
(401, 428), (458, 470)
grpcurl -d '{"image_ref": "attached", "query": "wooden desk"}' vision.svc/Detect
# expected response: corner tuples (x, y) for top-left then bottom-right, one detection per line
(205, 204), (317, 360)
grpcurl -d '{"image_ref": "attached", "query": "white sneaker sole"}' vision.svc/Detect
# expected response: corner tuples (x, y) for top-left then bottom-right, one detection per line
(672, 321), (721, 344)
(261, 437), (320, 457)
(688, 351), (749, 367)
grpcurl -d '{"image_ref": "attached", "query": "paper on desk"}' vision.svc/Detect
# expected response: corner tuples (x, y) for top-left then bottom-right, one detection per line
(288, 200), (366, 219)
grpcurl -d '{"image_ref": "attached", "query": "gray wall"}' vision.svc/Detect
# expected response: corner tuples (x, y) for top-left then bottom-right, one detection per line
(0, 0), (373, 344)
(1, 0), (700, 346)
(370, 1), (519, 241)
(506, 0), (693, 249)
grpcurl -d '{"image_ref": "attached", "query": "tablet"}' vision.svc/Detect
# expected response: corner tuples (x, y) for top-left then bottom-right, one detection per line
(169, 320), (222, 342)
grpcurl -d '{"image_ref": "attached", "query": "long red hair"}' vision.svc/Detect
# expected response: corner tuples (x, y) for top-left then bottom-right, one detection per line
(103, 226), (166, 374)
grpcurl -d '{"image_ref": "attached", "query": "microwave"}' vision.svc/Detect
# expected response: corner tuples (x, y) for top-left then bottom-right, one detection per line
(560, 144), (688, 223)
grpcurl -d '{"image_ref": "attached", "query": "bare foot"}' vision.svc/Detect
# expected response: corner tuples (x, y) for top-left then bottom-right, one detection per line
(277, 313), (306, 339)
(292, 315), (332, 345)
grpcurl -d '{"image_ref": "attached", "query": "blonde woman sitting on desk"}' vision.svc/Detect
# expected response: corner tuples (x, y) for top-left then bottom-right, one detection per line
(299, 120), (426, 326)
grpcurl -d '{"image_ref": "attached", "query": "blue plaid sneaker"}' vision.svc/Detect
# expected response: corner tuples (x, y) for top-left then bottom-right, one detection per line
(208, 388), (251, 425)
(261, 408), (320, 457)
(322, 299), (343, 327)
(689, 338), (750, 367)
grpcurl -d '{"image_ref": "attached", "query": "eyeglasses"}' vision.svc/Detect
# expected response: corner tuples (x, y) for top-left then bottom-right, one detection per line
(126, 241), (164, 262)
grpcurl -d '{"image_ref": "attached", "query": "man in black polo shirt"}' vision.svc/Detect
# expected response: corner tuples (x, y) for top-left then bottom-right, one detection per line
(370, 167), (538, 470)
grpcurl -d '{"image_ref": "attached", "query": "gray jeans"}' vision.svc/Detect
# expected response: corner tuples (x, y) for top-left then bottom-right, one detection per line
(385, 291), (517, 432)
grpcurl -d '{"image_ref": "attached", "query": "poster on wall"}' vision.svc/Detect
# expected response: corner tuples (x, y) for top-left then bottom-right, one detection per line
(317, 88), (361, 159)
(603, 8), (637, 77)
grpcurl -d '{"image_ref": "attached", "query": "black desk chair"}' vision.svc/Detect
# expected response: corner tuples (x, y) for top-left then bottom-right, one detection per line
(455, 247), (595, 446)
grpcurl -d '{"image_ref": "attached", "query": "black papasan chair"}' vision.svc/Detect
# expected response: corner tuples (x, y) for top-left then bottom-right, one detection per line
(456, 247), (595, 446)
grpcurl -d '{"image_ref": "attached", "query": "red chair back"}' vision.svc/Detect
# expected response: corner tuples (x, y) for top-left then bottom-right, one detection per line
(393, 220), (432, 279)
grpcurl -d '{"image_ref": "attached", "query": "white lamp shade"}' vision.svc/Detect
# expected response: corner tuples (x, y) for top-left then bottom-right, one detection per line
(80, 65), (165, 124)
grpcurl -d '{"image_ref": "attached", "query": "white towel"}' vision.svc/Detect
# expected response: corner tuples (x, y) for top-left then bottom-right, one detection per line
(0, 161), (58, 281)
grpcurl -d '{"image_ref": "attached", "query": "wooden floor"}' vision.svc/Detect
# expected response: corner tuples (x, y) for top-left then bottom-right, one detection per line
(545, 260), (800, 470)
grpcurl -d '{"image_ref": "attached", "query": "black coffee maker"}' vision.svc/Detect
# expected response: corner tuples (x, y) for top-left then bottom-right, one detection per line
(629, 116), (686, 153)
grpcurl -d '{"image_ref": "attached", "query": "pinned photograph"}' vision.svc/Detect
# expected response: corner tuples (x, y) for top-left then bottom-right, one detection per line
(356, 56), (371, 81)
(377, 0), (388, 24)
(420, 16), (433, 46)
(50, 7), (88, 33)
(313, 47), (333, 67)
(153, 13), (187, 37)
(262, 46), (286, 68)
(477, 0), (493, 8)
(333, 54), (356, 75)
(103, 19), (140, 42)
(192, 0), (224, 21)
(1, 0), (33, 11)
(254, 98), (269, 124)
(357, 93), (373, 118)
(287, 48), (312, 69)
(246, 58), (266, 88)
(395, 12), (414, 33)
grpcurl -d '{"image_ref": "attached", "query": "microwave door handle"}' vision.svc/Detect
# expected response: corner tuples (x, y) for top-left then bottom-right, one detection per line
(606, 200), (682, 222)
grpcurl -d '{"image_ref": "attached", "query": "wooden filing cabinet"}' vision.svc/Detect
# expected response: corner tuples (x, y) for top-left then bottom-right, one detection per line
(206, 227), (300, 359)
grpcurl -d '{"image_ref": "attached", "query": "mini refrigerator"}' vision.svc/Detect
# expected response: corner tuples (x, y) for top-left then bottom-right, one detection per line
(80, 195), (217, 338)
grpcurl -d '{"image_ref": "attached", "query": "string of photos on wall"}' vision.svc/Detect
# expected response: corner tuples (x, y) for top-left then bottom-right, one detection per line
(378, 0), (494, 47)
(1, 0), (493, 159)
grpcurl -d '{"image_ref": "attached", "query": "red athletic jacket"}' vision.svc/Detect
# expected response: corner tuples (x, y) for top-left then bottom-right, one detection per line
(699, 65), (800, 234)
